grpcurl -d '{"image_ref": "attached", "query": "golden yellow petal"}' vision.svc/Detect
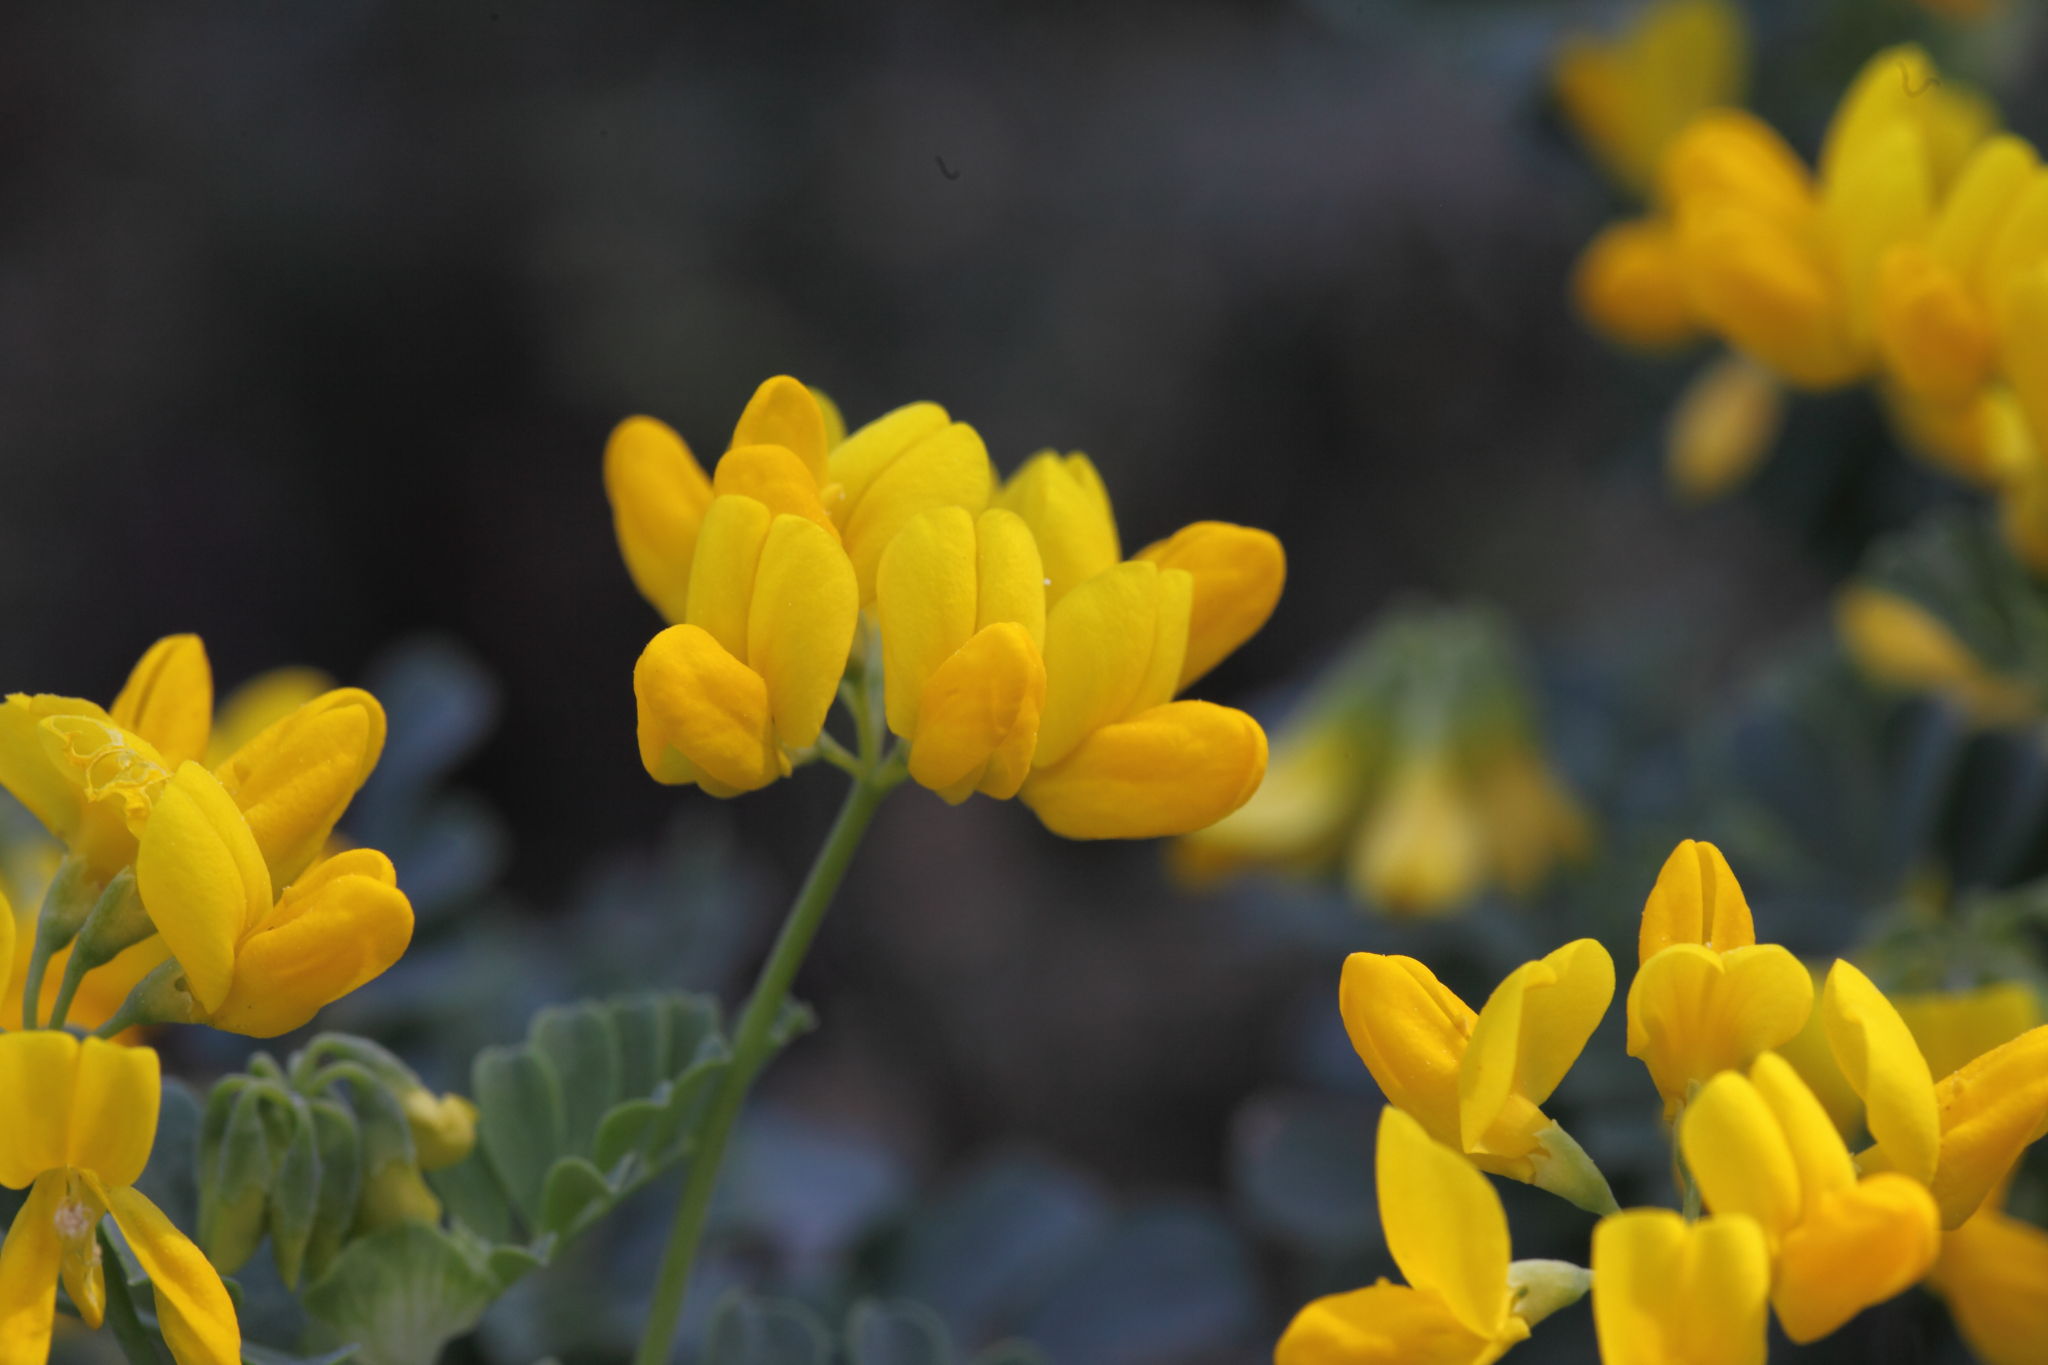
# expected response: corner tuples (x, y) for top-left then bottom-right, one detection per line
(604, 415), (713, 625)
(110, 635), (213, 770)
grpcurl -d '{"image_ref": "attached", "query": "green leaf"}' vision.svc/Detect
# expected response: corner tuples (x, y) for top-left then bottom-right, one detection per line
(665, 994), (721, 1072)
(703, 1293), (833, 1365)
(300, 1223), (498, 1365)
(267, 1102), (322, 1288)
(610, 992), (674, 1098)
(537, 1155), (614, 1239)
(531, 1002), (623, 1158)
(426, 1150), (512, 1246)
(846, 1298), (954, 1365)
(644, 1050), (729, 1162)
(472, 1044), (565, 1226)
(591, 1096), (665, 1172)
(304, 1099), (365, 1288)
(483, 1238), (550, 1293)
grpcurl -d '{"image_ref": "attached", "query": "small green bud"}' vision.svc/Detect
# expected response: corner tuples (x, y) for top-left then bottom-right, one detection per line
(1507, 1258), (1592, 1327)
(302, 1099), (363, 1286)
(266, 1102), (323, 1289)
(201, 1087), (280, 1273)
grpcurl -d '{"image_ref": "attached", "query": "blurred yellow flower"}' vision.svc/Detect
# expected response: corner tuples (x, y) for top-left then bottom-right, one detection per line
(1835, 584), (2039, 724)
(1591, 1208), (1770, 1365)
(1927, 1174), (2048, 1365)
(1664, 353), (1784, 502)
(0, 1032), (238, 1364)
(1553, 0), (1748, 197)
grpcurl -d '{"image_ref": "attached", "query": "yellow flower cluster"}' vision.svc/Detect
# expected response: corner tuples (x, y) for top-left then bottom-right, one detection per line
(1177, 607), (1588, 915)
(606, 376), (1284, 838)
(1280, 837), (2048, 1363)
(0, 637), (423, 1364)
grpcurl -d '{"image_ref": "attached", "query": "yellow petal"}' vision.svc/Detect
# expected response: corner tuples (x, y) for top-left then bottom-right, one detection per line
(876, 506), (979, 738)
(212, 688), (386, 889)
(1275, 1280), (1508, 1365)
(1460, 939), (1613, 1153)
(1776, 962), (1868, 1139)
(1660, 110), (1814, 229)
(996, 451), (1120, 606)
(1773, 1172), (1939, 1342)
(0, 695), (111, 847)
(67, 1038), (158, 1188)
(633, 624), (784, 797)
(1985, 176), (2048, 307)
(1135, 521), (1285, 689)
(1821, 959), (1940, 1186)
(1665, 353), (1784, 502)
(1678, 198), (1860, 389)
(971, 508), (1047, 647)
(730, 375), (829, 484)
(1836, 585), (2038, 724)
(907, 623), (1045, 803)
(1928, 1202), (2048, 1365)
(827, 402), (951, 510)
(204, 668), (334, 770)
(2003, 264), (2048, 459)
(1591, 1209), (1770, 1365)
(1894, 981), (2041, 1081)
(135, 764), (274, 1014)
(1339, 953), (1474, 1148)
(1822, 119), (1935, 348)
(1746, 1051), (1857, 1206)
(0, 1032), (82, 1188)
(1377, 1106), (1513, 1341)
(1573, 218), (1700, 351)
(1033, 561), (1190, 769)
(1553, 0), (1747, 194)
(1350, 757), (1488, 916)
(836, 421), (993, 602)
(684, 494), (773, 663)
(0, 888), (12, 1019)
(604, 415), (712, 624)
(34, 714), (172, 869)
(1876, 245), (1997, 404)
(1639, 838), (1754, 962)
(1176, 726), (1364, 879)
(0, 1172), (64, 1363)
(1019, 700), (1265, 839)
(1920, 1024), (2048, 1228)
(103, 1184), (240, 1365)
(1682, 1068), (1805, 1242)
(712, 444), (840, 538)
(110, 635), (213, 770)
(1627, 942), (1812, 1116)
(1933, 136), (2039, 279)
(211, 850), (414, 1037)
(747, 514), (859, 749)
(811, 386), (846, 448)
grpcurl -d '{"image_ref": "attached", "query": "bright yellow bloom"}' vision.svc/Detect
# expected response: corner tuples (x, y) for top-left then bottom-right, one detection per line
(1894, 979), (2041, 1080)
(1927, 1175), (2048, 1365)
(133, 762), (412, 1037)
(1170, 714), (1363, 884)
(1552, 0), (1748, 197)
(1133, 521), (1285, 690)
(1836, 585), (2039, 724)
(1664, 353), (1784, 501)
(1276, 1107), (1586, 1365)
(1573, 218), (1701, 350)
(606, 377), (995, 615)
(1821, 960), (2048, 1228)
(993, 451), (1119, 607)
(203, 666), (335, 769)
(876, 507), (1047, 803)
(1590, 1209), (1771, 1365)
(0, 1032), (237, 1364)
(634, 494), (860, 796)
(1683, 1053), (1940, 1341)
(1339, 941), (1617, 1210)
(1626, 840), (1812, 1118)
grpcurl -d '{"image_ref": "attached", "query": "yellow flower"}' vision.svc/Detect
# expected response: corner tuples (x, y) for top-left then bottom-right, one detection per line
(1573, 218), (1701, 350)
(0, 1031), (237, 1364)
(1682, 1053), (1940, 1341)
(1626, 839), (1812, 1118)
(1590, 1208), (1771, 1365)
(1893, 979), (2041, 1080)
(606, 376), (994, 615)
(1339, 940), (1618, 1211)
(1348, 752), (1488, 915)
(993, 451), (1119, 607)
(1926, 1175), (2048, 1365)
(1821, 959), (2048, 1228)
(133, 762), (413, 1037)
(203, 666), (335, 769)
(1664, 353), (1784, 502)
(1276, 1107), (1586, 1365)
(1169, 717), (1363, 884)
(1552, 0), (1748, 197)
(1835, 584), (2039, 724)
(634, 493), (860, 796)
(875, 506), (1047, 803)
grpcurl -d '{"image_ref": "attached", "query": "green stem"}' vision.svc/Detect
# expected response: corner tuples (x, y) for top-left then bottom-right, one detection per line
(633, 770), (891, 1365)
(98, 1227), (167, 1364)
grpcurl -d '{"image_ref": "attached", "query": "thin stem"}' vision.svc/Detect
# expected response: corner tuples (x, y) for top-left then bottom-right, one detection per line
(634, 770), (890, 1365)
(98, 1227), (167, 1364)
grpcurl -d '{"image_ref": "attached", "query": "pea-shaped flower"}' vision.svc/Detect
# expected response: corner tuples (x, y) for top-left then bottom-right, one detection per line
(1591, 1208), (1771, 1365)
(1626, 839), (1812, 1118)
(1340, 939), (1618, 1213)
(0, 1032), (238, 1364)
(876, 507), (1047, 803)
(1682, 1052), (1941, 1341)
(634, 494), (859, 796)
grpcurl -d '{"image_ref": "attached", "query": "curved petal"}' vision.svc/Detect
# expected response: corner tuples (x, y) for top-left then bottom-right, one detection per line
(103, 1185), (240, 1365)
(0, 694), (112, 846)
(1339, 954), (1475, 1147)
(972, 508), (1047, 647)
(1639, 838), (1754, 962)
(1665, 353), (1784, 503)
(838, 422), (993, 601)
(210, 856), (414, 1037)
(633, 625), (783, 797)
(1876, 246), (1995, 404)
(685, 494), (774, 663)
(1773, 1173), (1939, 1343)
(1461, 940), (1612, 1150)
(1592, 1209), (1769, 1365)
(827, 402), (951, 512)
(730, 375), (829, 484)
(204, 668), (334, 770)
(0, 1172), (64, 1363)
(213, 688), (386, 889)
(34, 715), (171, 870)
(1020, 700), (1264, 839)
(1930, 1203), (2048, 1365)
(1747, 1052), (1857, 1206)
(1677, 198), (1860, 389)
(1932, 135), (2039, 276)
(712, 444), (839, 537)
(1573, 217), (1700, 351)
(1626, 941), (1811, 1116)
(1275, 1281), (1501, 1365)
(1921, 1024), (2048, 1228)
(0, 1032), (79, 1188)
(1682, 1069), (1804, 1243)
(747, 515), (859, 749)
(2003, 264), (2048, 459)
(110, 636), (213, 770)
(68, 1038), (158, 1188)
(1822, 959), (1940, 1186)
(1378, 1107), (1513, 1341)
(907, 623), (1045, 803)
(135, 764), (274, 1014)
(996, 451), (1120, 606)
(604, 415), (712, 624)
(876, 506), (979, 738)
(1349, 757), (1487, 916)
(1661, 110), (1814, 229)
(1034, 562), (1190, 769)
(1135, 522), (1285, 689)
(1895, 981), (2041, 1083)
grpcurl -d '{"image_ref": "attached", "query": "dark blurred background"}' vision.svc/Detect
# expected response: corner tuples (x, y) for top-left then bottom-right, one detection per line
(6, 3), (2045, 1361)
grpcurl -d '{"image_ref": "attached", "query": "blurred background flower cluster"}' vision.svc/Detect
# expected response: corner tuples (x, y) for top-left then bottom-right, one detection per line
(3, 0), (2046, 1361)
